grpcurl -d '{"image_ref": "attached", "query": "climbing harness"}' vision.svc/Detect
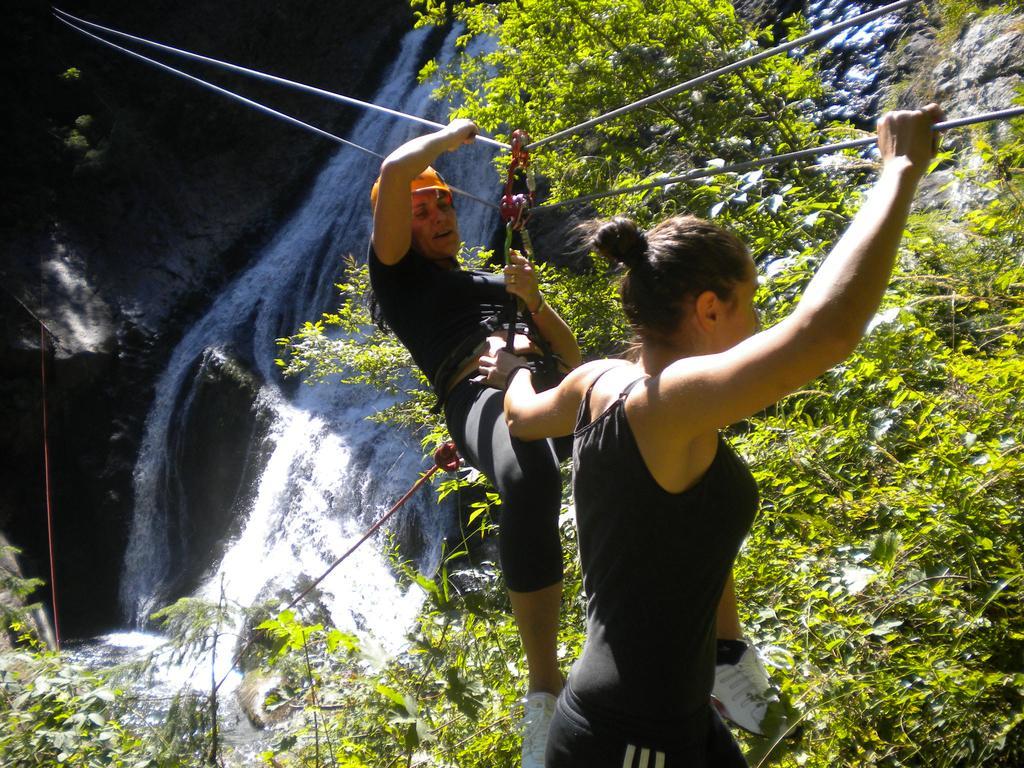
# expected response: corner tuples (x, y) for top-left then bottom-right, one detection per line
(500, 129), (536, 231)
(536, 106), (1024, 211)
(213, 441), (461, 694)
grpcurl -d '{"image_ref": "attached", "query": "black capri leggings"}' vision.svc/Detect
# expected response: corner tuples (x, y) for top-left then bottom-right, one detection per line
(444, 377), (569, 593)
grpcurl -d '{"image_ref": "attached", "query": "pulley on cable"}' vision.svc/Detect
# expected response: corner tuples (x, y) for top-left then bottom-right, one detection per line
(500, 128), (537, 350)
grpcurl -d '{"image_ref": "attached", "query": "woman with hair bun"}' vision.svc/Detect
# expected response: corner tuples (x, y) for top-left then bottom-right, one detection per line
(482, 104), (943, 766)
(371, 117), (770, 766)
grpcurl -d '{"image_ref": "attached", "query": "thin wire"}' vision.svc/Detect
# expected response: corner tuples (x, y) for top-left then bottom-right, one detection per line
(52, 6), (511, 151)
(537, 106), (1024, 211)
(0, 281), (62, 342)
(447, 183), (501, 211)
(40, 324), (61, 650)
(280, 466), (442, 614)
(527, 0), (915, 151)
(211, 461), (445, 694)
(55, 15), (382, 158)
(55, 15), (501, 211)
(3, 277), (62, 647)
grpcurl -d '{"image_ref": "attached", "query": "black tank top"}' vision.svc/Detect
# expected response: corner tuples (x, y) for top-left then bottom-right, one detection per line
(568, 374), (759, 734)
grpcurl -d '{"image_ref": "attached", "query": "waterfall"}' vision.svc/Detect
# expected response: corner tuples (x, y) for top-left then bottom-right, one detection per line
(807, 0), (908, 123)
(119, 25), (500, 650)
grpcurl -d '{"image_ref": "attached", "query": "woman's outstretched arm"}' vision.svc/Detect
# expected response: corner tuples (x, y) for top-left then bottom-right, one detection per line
(480, 356), (626, 440)
(653, 104), (944, 439)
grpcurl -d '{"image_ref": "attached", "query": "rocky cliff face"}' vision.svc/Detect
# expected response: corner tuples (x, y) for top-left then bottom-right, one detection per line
(2, 0), (418, 634)
(875, 6), (1024, 211)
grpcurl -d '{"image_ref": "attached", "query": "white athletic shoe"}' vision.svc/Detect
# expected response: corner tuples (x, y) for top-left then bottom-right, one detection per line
(712, 639), (780, 736)
(520, 691), (557, 768)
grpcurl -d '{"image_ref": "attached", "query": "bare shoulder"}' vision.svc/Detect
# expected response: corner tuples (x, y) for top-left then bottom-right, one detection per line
(562, 358), (632, 396)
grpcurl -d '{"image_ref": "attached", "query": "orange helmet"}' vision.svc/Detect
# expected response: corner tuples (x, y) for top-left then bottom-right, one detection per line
(370, 166), (452, 210)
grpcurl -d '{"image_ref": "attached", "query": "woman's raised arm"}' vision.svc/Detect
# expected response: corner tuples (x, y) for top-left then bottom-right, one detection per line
(371, 119), (477, 265)
(653, 104), (944, 439)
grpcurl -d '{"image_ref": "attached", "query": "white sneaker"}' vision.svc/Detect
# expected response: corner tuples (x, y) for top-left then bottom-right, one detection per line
(520, 691), (557, 768)
(712, 639), (779, 736)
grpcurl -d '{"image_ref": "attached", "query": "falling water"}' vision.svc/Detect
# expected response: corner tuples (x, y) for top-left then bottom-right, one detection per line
(807, 0), (910, 123)
(119, 25), (500, 655)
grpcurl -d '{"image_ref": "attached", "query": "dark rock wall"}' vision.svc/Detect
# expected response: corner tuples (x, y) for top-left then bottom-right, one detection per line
(2, 0), (415, 635)
(166, 349), (275, 603)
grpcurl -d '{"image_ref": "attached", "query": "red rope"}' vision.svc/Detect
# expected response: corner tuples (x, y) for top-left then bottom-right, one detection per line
(283, 441), (460, 611)
(213, 441), (461, 693)
(40, 323), (61, 649)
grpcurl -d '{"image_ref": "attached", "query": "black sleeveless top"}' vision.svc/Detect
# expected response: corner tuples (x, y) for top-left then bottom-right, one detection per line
(368, 244), (508, 391)
(568, 374), (759, 734)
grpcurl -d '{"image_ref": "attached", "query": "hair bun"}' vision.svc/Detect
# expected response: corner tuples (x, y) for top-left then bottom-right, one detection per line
(593, 217), (649, 270)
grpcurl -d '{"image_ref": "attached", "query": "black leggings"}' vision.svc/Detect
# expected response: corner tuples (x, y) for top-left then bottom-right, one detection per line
(444, 378), (569, 593)
(546, 685), (747, 768)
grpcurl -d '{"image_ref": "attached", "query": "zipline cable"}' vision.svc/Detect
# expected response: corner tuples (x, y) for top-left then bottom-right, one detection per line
(54, 14), (499, 211)
(527, 0), (915, 151)
(52, 7), (511, 151)
(55, 15), (382, 158)
(54, 7), (511, 153)
(536, 106), (1024, 211)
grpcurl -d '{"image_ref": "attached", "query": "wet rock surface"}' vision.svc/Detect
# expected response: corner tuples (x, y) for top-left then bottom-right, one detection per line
(0, 532), (57, 649)
(934, 13), (1024, 136)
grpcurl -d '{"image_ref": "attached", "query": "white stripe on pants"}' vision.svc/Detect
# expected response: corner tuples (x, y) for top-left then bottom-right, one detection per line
(623, 743), (666, 768)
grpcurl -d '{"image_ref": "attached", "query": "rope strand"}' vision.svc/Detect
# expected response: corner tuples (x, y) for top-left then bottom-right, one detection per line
(55, 14), (501, 210)
(211, 442), (460, 694)
(40, 323), (61, 650)
(55, 15), (383, 158)
(526, 0), (914, 151)
(537, 106), (1024, 211)
(52, 7), (510, 151)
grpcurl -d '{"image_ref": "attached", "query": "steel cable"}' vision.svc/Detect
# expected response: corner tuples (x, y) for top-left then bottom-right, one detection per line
(536, 106), (1024, 211)
(52, 6), (510, 151)
(526, 0), (915, 151)
(54, 14), (500, 210)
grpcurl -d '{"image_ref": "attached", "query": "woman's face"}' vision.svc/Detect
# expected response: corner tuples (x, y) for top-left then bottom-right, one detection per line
(410, 190), (460, 262)
(716, 259), (761, 351)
